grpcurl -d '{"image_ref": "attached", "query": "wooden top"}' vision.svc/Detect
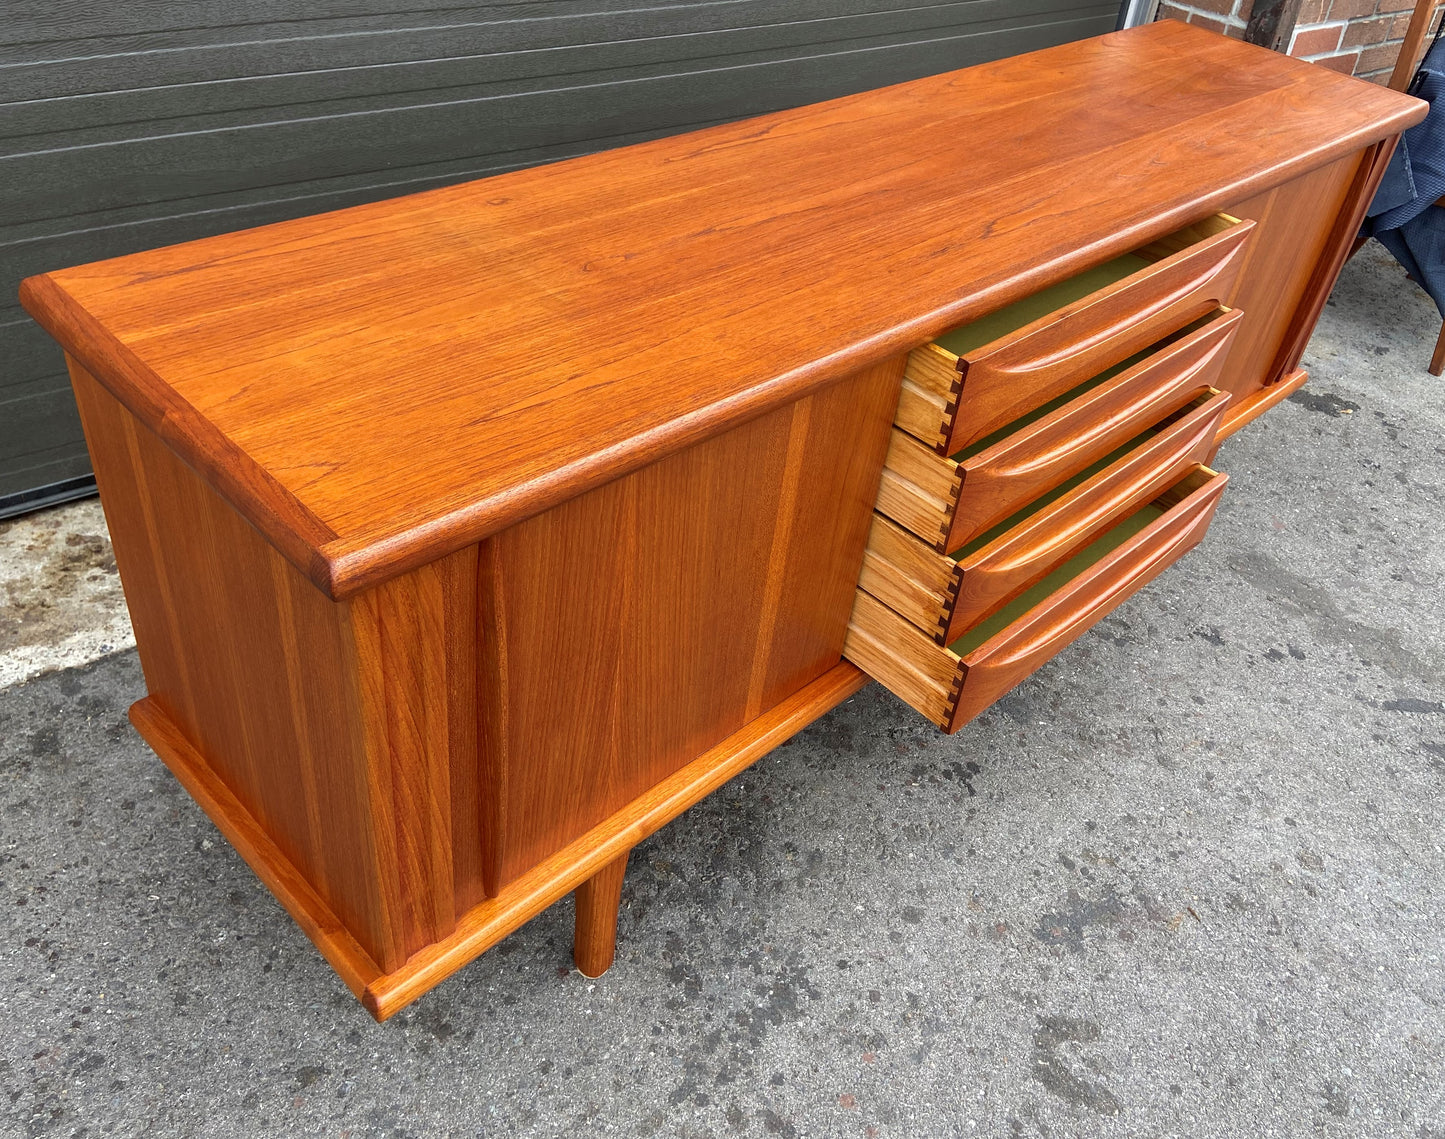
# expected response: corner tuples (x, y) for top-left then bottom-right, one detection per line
(21, 21), (1423, 598)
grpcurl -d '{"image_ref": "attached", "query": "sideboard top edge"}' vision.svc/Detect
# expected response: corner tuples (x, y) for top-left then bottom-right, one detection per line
(21, 21), (1426, 595)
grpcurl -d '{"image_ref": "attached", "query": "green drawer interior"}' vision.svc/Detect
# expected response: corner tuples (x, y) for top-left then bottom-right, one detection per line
(947, 501), (1166, 658)
(951, 430), (1150, 562)
(949, 309), (1222, 463)
(933, 253), (1153, 362)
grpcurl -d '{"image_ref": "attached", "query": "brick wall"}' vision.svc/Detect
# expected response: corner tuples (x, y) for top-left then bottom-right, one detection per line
(1155, 0), (1444, 84)
(1155, 0), (1253, 37)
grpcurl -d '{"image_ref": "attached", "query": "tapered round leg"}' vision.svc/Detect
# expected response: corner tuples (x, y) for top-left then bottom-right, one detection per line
(1430, 319), (1445, 376)
(573, 850), (629, 977)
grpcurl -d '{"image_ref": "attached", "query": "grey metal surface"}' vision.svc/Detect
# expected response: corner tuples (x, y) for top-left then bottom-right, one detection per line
(1, 240), (1441, 1137)
(1116, 0), (1157, 29)
(0, 0), (1121, 514)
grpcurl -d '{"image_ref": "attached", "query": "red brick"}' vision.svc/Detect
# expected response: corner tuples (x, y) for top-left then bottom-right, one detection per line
(1312, 49), (1363, 70)
(1188, 11), (1231, 33)
(1297, 0), (1329, 20)
(1154, 4), (1191, 22)
(1357, 67), (1394, 82)
(1376, 0), (1420, 12)
(1291, 23), (1345, 54)
(1329, 0), (1377, 17)
(1356, 41), (1403, 69)
(1186, 0), (1237, 14)
(1343, 14), (1396, 44)
(1383, 0), (1443, 35)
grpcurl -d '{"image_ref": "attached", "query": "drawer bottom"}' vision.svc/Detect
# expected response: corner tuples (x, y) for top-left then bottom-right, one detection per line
(844, 466), (1226, 733)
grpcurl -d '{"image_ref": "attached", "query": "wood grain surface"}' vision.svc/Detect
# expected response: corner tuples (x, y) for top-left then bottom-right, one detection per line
(932, 217), (1251, 455)
(1263, 139), (1398, 389)
(20, 21), (1423, 597)
(68, 360), (395, 964)
(944, 389), (1228, 644)
(1215, 152), (1369, 404)
(857, 513), (960, 641)
(844, 467), (1227, 732)
(476, 359), (901, 888)
(348, 547), (482, 965)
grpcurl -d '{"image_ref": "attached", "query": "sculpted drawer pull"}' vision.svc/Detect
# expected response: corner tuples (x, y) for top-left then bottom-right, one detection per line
(898, 213), (1252, 456)
(876, 307), (1242, 554)
(846, 466), (1229, 733)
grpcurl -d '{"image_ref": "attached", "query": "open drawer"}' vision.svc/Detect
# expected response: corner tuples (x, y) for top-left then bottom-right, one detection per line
(896, 213), (1252, 457)
(862, 386), (1229, 645)
(844, 466), (1227, 733)
(878, 308), (1240, 553)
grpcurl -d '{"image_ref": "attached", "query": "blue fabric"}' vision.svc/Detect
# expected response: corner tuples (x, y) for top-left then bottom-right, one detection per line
(1371, 135), (1415, 218)
(1365, 36), (1445, 318)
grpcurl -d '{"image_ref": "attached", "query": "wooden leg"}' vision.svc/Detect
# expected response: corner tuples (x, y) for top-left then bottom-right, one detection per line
(1431, 320), (1445, 377)
(573, 851), (629, 977)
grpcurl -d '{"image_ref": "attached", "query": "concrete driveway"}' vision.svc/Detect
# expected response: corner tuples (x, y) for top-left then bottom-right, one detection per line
(1, 241), (1442, 1138)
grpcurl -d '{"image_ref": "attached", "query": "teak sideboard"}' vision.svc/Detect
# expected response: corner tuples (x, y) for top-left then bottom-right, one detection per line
(19, 21), (1423, 1019)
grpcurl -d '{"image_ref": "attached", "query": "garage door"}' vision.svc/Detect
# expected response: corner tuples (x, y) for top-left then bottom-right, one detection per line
(0, 0), (1123, 517)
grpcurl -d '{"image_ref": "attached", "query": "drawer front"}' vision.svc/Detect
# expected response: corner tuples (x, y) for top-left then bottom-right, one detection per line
(945, 387), (1229, 643)
(861, 388), (1228, 645)
(897, 214), (1253, 455)
(948, 308), (1240, 550)
(844, 467), (1227, 733)
(877, 308), (1240, 554)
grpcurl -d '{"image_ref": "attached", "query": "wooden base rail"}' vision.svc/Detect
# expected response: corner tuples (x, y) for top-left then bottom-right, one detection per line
(1218, 368), (1310, 438)
(133, 663), (869, 1020)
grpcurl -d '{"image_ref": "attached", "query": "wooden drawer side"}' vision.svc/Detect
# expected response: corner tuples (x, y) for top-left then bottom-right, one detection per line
(856, 513), (962, 640)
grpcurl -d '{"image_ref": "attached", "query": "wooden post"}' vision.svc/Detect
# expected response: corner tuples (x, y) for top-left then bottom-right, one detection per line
(1389, 0), (1439, 92)
(1244, 0), (1305, 53)
(573, 851), (630, 977)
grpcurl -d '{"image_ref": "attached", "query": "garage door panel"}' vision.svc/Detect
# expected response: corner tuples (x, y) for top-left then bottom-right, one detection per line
(0, 0), (1119, 516)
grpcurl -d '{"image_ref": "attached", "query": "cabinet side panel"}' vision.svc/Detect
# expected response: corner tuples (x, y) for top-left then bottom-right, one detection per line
(479, 359), (902, 887)
(745, 356), (907, 716)
(69, 358), (391, 965)
(347, 546), (480, 966)
(1220, 150), (1364, 401)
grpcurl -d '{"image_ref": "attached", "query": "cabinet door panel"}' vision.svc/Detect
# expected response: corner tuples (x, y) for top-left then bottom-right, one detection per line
(1220, 151), (1367, 405)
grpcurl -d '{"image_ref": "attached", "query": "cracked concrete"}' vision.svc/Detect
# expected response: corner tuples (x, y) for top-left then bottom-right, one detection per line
(0, 241), (1442, 1137)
